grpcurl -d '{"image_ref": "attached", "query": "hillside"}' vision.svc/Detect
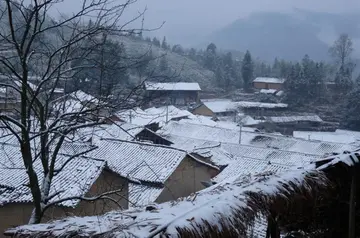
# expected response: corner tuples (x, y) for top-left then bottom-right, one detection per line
(208, 12), (330, 61)
(206, 10), (360, 62)
(115, 36), (216, 90)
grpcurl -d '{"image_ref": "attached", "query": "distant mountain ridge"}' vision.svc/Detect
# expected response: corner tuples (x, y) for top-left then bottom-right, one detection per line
(207, 10), (360, 62)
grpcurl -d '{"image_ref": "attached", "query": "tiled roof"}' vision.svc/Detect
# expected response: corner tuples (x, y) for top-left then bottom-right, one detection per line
(0, 155), (105, 207)
(69, 90), (98, 103)
(253, 77), (286, 84)
(237, 101), (288, 109)
(87, 140), (188, 183)
(144, 82), (201, 91)
(250, 134), (355, 156)
(117, 106), (193, 126)
(74, 123), (145, 144)
(159, 121), (256, 145)
(129, 183), (164, 208)
(266, 115), (323, 123)
(160, 121), (355, 156)
(212, 158), (270, 183)
(202, 99), (237, 113)
(0, 139), (106, 207)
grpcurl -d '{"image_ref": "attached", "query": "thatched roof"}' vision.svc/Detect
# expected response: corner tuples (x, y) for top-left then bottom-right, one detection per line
(5, 151), (360, 238)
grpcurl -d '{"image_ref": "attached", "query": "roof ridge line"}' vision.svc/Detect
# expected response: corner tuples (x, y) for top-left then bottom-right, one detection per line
(100, 138), (188, 153)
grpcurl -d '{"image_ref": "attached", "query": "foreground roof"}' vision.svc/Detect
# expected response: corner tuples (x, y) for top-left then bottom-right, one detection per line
(7, 160), (332, 237)
(0, 152), (105, 207)
(145, 82), (201, 91)
(87, 140), (188, 183)
(253, 77), (286, 84)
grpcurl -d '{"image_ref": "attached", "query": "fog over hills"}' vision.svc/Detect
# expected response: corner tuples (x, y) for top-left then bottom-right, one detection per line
(205, 9), (360, 61)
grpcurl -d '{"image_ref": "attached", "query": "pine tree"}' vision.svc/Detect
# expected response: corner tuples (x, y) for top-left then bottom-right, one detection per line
(189, 48), (197, 61)
(152, 37), (161, 47)
(342, 85), (360, 130)
(159, 55), (168, 72)
(161, 36), (168, 50)
(204, 43), (217, 70)
(335, 66), (353, 94)
(241, 50), (254, 91)
(172, 44), (184, 55)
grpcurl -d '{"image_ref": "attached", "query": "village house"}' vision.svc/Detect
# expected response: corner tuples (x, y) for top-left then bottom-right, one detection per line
(9, 151), (360, 237)
(75, 122), (173, 146)
(253, 77), (286, 90)
(255, 114), (336, 135)
(0, 143), (129, 234)
(116, 105), (194, 132)
(0, 133), (219, 233)
(191, 99), (288, 118)
(86, 139), (220, 207)
(144, 82), (201, 106)
(159, 121), (356, 157)
(191, 99), (238, 118)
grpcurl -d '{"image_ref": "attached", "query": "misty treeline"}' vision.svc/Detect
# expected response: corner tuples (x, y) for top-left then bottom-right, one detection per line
(145, 34), (360, 130)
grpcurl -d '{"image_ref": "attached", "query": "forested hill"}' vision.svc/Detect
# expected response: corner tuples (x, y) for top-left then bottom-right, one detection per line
(114, 36), (216, 89)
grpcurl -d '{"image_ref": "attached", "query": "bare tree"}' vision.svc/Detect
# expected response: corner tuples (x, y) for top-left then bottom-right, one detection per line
(0, 0), (158, 224)
(329, 33), (354, 69)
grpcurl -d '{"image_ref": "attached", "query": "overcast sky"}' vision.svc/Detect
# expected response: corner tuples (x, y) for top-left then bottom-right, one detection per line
(53, 0), (360, 46)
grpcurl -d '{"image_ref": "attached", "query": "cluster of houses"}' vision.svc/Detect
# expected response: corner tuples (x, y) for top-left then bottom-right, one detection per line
(1, 80), (358, 236)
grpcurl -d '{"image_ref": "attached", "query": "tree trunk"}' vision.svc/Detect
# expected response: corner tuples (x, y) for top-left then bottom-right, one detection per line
(348, 166), (356, 238)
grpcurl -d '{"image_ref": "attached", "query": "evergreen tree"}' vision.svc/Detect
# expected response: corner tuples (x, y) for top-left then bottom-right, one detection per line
(342, 85), (360, 130)
(204, 43), (217, 70)
(172, 44), (184, 55)
(152, 37), (161, 47)
(189, 48), (197, 61)
(159, 55), (168, 72)
(71, 38), (129, 97)
(335, 66), (353, 94)
(241, 50), (254, 91)
(161, 36), (168, 50)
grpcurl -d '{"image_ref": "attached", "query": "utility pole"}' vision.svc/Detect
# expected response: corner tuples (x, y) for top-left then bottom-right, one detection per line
(129, 110), (132, 124)
(239, 122), (242, 144)
(166, 103), (169, 123)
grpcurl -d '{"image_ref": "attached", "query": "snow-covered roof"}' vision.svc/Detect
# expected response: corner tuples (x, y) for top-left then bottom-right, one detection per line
(249, 134), (355, 156)
(253, 77), (286, 84)
(87, 140), (188, 183)
(69, 90), (98, 103)
(0, 153), (105, 207)
(9, 163), (330, 237)
(159, 121), (256, 145)
(117, 106), (193, 126)
(239, 115), (259, 126)
(266, 115), (323, 123)
(294, 130), (360, 145)
(180, 115), (242, 129)
(212, 157), (290, 183)
(237, 101), (288, 109)
(201, 99), (288, 113)
(145, 82), (201, 91)
(202, 99), (237, 113)
(73, 123), (146, 145)
(160, 121), (355, 157)
(52, 98), (88, 114)
(336, 129), (360, 137)
(129, 183), (164, 208)
(260, 89), (277, 94)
